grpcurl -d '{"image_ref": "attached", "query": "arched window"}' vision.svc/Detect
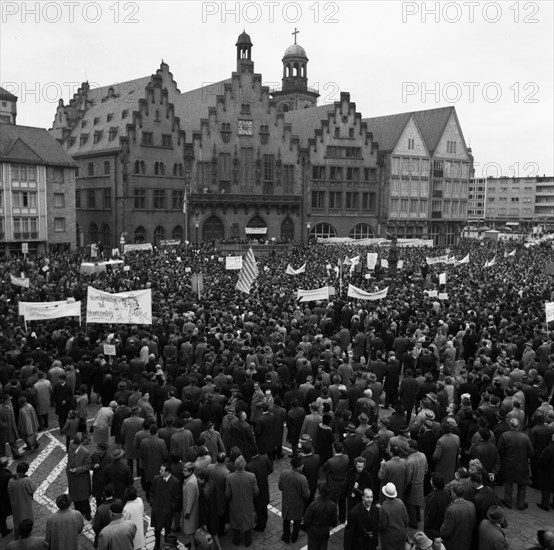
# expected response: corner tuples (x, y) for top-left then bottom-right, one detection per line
(87, 162), (95, 177)
(349, 223), (375, 239)
(173, 163), (178, 176)
(90, 222), (98, 242)
(202, 216), (224, 242)
(310, 223), (336, 239)
(154, 162), (159, 175)
(172, 226), (183, 242)
(102, 224), (111, 246)
(159, 162), (165, 176)
(280, 217), (294, 241)
(134, 160), (140, 174)
(154, 225), (165, 246)
(140, 161), (146, 174)
(179, 164), (184, 176)
(134, 226), (146, 243)
(282, 104), (289, 113)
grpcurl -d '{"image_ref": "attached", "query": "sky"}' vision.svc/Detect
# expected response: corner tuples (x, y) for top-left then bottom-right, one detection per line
(1, 0), (553, 178)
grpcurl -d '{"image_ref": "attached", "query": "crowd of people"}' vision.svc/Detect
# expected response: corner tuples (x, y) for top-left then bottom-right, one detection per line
(1, 236), (554, 550)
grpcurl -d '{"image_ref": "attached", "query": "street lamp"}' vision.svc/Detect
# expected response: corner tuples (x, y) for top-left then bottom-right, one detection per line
(306, 221), (311, 243)
(194, 217), (199, 244)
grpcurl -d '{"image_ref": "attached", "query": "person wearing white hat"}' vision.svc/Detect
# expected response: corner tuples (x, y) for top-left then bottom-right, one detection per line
(378, 482), (409, 550)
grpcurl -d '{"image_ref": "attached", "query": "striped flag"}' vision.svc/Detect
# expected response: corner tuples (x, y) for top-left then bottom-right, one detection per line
(236, 248), (259, 294)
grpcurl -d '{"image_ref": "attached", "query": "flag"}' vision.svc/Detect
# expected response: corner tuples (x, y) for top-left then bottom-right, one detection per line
(508, 249), (516, 257)
(484, 256), (496, 268)
(457, 254), (469, 264)
(286, 263), (306, 275)
(182, 190), (188, 214)
(236, 248), (259, 294)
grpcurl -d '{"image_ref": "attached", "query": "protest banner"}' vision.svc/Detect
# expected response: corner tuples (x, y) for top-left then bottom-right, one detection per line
(225, 256), (243, 270)
(347, 284), (389, 301)
(86, 287), (152, 325)
(297, 286), (330, 302)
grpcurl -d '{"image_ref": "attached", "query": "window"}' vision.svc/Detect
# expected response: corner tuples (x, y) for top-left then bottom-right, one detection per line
(134, 189), (146, 209)
(153, 190), (166, 209)
(197, 162), (211, 188)
(346, 192), (359, 210)
(11, 164), (37, 182)
(172, 190), (184, 210)
(283, 165), (295, 193)
(511, 197), (519, 202)
(154, 226), (165, 245)
(346, 167), (360, 181)
(80, 134), (88, 146)
(107, 113), (113, 122)
(240, 148), (254, 186)
(334, 128), (340, 138)
(311, 191), (325, 209)
(12, 191), (37, 208)
(330, 166), (343, 181)
(240, 104), (251, 114)
(312, 166), (325, 180)
(408, 138), (414, 150)
(326, 146), (361, 158)
(400, 199), (409, 213)
(75, 190), (80, 209)
(172, 226), (183, 241)
(47, 167), (64, 182)
(162, 134), (172, 147)
(142, 132), (153, 146)
(134, 226), (146, 243)
(81, 120), (87, 128)
(87, 189), (96, 209)
(329, 191), (342, 209)
(349, 223), (374, 239)
(53, 193), (65, 208)
(263, 155), (274, 182)
(122, 110), (128, 119)
(93, 117), (99, 125)
(54, 218), (65, 232)
(93, 131), (102, 144)
(109, 128), (117, 141)
(13, 217), (38, 236)
(103, 161), (110, 175)
(447, 140), (457, 153)
(310, 223), (336, 239)
(259, 125), (269, 134)
(221, 123), (231, 133)
(87, 162), (95, 177)
(219, 153), (232, 181)
(349, 128), (354, 138)
(362, 192), (376, 211)
(103, 189), (111, 209)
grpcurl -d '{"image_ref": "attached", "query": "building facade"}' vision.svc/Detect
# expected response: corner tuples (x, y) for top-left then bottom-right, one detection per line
(0, 105), (77, 255)
(49, 32), (474, 248)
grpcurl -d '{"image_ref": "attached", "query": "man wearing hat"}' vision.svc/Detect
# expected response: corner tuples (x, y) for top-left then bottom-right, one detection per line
(497, 417), (534, 510)
(104, 446), (133, 501)
(413, 531), (433, 550)
(300, 402), (322, 447)
(378, 482), (409, 550)
(67, 434), (92, 520)
(45, 494), (84, 550)
(120, 407), (144, 478)
(97, 500), (137, 550)
(477, 505), (508, 549)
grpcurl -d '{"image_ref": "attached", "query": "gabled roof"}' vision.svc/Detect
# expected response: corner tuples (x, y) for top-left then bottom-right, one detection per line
(173, 79), (232, 137)
(363, 106), (455, 154)
(0, 124), (76, 167)
(0, 86), (17, 101)
(63, 76), (153, 155)
(283, 104), (336, 144)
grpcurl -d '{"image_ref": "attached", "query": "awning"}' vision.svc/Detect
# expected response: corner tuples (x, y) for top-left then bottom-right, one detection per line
(245, 227), (267, 234)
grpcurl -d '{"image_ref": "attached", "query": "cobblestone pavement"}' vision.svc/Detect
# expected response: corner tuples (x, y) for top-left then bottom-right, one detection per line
(2, 404), (553, 550)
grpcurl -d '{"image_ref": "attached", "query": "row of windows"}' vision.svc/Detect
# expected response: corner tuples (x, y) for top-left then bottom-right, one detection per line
(10, 165), (37, 182)
(488, 207), (532, 215)
(446, 140), (457, 154)
(326, 146), (362, 158)
(0, 191), (66, 209)
(141, 132), (173, 147)
(312, 166), (376, 182)
(390, 199), (428, 215)
(311, 191), (376, 211)
(87, 223), (183, 245)
(77, 161), (184, 178)
(309, 222), (375, 240)
(392, 157), (470, 179)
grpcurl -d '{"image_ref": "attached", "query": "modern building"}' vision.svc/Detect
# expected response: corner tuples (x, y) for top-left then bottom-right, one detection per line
(363, 107), (472, 245)
(0, 94), (77, 255)
(479, 176), (554, 229)
(49, 32), (473, 248)
(467, 177), (486, 221)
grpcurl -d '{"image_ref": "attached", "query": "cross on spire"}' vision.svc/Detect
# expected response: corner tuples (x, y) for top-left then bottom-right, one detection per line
(292, 27), (299, 44)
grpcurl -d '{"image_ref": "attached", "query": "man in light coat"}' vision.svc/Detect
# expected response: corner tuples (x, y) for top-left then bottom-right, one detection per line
(98, 500), (136, 550)
(32, 371), (52, 430)
(181, 462), (200, 549)
(440, 483), (476, 550)
(278, 456), (309, 543)
(45, 493), (84, 550)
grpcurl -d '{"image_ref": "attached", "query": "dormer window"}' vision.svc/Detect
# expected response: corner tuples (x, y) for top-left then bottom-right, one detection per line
(94, 117), (100, 125)
(81, 120), (87, 128)
(108, 127), (117, 141)
(107, 113), (113, 122)
(93, 131), (102, 144)
(80, 133), (89, 146)
(122, 110), (128, 119)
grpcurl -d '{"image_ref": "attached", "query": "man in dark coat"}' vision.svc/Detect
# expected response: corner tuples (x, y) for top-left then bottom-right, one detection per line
(140, 424), (168, 496)
(424, 473), (451, 534)
(52, 374), (74, 430)
(0, 393), (21, 459)
(0, 457), (13, 537)
(537, 433), (554, 511)
(90, 442), (112, 507)
(92, 484), (116, 548)
(149, 463), (182, 550)
(303, 483), (338, 548)
(497, 417), (534, 510)
(286, 399), (305, 457)
(323, 441), (350, 523)
(300, 441), (321, 505)
(254, 403), (276, 459)
(398, 369), (419, 425)
(66, 435), (92, 520)
(245, 444), (273, 532)
(440, 483), (476, 550)
(344, 487), (379, 550)
(104, 446), (133, 501)
(278, 456), (309, 543)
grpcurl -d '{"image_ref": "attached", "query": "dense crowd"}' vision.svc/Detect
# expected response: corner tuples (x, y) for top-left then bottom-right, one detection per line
(1, 237), (554, 550)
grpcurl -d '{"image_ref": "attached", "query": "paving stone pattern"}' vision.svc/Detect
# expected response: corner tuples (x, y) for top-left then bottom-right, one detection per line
(1, 406), (552, 550)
